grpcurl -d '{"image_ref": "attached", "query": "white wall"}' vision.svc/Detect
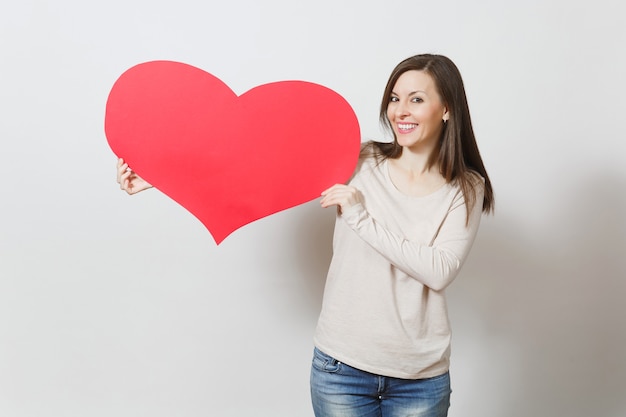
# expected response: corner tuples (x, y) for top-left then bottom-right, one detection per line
(1, 1), (624, 416)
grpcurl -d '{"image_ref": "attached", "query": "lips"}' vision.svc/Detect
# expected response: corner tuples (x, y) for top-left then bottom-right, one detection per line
(397, 122), (417, 133)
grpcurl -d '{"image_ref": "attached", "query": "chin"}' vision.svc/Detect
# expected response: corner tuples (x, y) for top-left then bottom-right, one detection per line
(396, 138), (418, 148)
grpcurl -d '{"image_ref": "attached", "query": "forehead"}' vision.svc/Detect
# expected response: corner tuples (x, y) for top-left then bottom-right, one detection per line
(392, 70), (437, 93)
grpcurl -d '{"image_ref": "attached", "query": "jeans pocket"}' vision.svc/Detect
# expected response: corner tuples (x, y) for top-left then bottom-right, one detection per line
(312, 348), (342, 373)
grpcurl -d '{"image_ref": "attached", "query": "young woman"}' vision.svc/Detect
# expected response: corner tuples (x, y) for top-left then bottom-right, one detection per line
(311, 54), (493, 417)
(117, 53), (493, 417)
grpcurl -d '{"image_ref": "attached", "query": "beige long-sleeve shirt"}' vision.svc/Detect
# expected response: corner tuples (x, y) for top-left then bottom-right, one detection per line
(314, 151), (484, 379)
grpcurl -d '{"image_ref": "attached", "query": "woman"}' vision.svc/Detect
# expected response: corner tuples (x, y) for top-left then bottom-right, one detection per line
(117, 53), (493, 417)
(312, 54), (493, 417)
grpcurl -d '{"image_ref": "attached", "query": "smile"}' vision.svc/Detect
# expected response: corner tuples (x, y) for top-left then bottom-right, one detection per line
(397, 123), (418, 133)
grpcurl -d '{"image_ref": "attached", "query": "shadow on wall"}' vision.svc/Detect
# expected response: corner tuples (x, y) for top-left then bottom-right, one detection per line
(289, 201), (336, 318)
(448, 173), (626, 417)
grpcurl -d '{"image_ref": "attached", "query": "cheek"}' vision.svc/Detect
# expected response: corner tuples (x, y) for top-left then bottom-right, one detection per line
(386, 106), (394, 121)
(422, 107), (443, 123)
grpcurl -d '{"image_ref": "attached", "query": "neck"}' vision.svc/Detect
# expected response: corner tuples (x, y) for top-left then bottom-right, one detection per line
(395, 146), (440, 176)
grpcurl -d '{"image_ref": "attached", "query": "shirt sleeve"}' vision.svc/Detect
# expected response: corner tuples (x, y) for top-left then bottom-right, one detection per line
(340, 183), (485, 291)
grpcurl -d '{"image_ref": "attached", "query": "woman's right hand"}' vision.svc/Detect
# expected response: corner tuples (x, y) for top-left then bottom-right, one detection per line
(116, 158), (153, 195)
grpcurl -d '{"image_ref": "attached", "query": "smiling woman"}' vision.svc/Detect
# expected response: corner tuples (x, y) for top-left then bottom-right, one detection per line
(314, 54), (494, 417)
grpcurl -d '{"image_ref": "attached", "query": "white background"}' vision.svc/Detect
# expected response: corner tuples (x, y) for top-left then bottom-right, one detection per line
(1, 1), (625, 416)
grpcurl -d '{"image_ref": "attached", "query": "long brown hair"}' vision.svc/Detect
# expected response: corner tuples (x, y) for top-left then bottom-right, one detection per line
(375, 53), (494, 219)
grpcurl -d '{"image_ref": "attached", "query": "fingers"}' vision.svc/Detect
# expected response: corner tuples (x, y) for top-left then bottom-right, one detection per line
(116, 158), (133, 193)
(321, 184), (347, 197)
(320, 184), (341, 207)
(321, 183), (347, 195)
(119, 171), (132, 192)
(116, 158), (122, 183)
(116, 158), (128, 184)
(116, 158), (136, 194)
(320, 184), (359, 209)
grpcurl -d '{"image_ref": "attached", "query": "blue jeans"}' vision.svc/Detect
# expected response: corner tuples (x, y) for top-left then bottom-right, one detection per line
(310, 348), (451, 417)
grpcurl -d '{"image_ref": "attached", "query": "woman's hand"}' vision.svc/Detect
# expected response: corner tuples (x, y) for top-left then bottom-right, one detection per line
(320, 184), (362, 214)
(116, 158), (153, 195)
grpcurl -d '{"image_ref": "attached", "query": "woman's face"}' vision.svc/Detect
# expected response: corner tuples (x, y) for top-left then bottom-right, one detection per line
(386, 70), (448, 151)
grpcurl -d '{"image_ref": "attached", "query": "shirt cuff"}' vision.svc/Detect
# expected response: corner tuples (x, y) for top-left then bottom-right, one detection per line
(341, 202), (368, 229)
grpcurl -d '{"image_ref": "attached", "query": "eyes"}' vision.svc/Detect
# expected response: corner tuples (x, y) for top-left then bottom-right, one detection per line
(389, 96), (424, 103)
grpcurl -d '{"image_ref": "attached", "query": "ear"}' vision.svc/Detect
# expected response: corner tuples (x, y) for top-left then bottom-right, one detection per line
(442, 107), (450, 123)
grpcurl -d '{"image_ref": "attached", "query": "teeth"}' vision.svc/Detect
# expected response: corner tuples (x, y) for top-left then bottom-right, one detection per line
(398, 123), (417, 130)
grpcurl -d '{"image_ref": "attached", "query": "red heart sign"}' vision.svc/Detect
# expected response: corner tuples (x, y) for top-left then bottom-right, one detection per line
(105, 61), (360, 244)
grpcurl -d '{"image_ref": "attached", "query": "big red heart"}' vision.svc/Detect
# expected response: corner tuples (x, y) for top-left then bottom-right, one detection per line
(105, 61), (360, 244)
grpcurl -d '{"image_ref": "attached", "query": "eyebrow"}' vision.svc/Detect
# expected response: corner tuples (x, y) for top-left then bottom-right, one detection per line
(391, 90), (427, 96)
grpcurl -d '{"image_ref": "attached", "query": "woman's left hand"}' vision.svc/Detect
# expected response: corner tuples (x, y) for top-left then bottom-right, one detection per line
(320, 184), (362, 214)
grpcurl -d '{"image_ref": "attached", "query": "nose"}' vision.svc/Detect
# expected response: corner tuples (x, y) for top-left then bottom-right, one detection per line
(394, 100), (409, 118)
